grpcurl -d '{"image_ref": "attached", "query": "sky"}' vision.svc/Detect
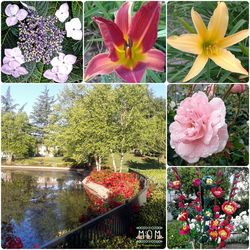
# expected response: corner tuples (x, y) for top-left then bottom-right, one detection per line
(1, 84), (166, 115)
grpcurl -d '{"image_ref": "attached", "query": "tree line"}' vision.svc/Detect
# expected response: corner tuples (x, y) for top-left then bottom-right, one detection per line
(1, 85), (166, 171)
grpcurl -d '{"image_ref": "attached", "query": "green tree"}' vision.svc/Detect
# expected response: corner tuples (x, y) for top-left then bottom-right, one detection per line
(30, 86), (55, 143)
(1, 112), (35, 163)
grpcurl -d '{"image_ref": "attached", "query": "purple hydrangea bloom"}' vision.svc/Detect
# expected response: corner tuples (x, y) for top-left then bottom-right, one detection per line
(17, 10), (65, 64)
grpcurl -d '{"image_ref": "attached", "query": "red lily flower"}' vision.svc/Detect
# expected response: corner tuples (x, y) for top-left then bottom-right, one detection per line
(211, 187), (224, 198)
(218, 228), (231, 241)
(208, 229), (218, 240)
(179, 224), (190, 235)
(221, 201), (238, 215)
(178, 211), (188, 221)
(85, 1), (165, 83)
(169, 180), (181, 190)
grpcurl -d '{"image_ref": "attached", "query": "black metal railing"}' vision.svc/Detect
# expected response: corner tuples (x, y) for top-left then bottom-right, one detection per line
(41, 169), (148, 249)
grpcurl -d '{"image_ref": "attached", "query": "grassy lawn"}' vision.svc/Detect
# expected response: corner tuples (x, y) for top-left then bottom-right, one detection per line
(2, 153), (166, 169)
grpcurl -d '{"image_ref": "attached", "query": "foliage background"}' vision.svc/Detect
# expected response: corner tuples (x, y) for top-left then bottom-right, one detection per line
(84, 1), (166, 83)
(167, 84), (249, 166)
(1, 1), (83, 83)
(167, 1), (249, 83)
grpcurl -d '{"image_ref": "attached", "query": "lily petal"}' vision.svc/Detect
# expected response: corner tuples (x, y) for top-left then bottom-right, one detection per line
(191, 8), (207, 38)
(208, 2), (228, 41)
(209, 49), (248, 76)
(183, 54), (208, 82)
(167, 34), (202, 54)
(144, 49), (165, 72)
(115, 63), (147, 83)
(85, 53), (118, 81)
(128, 1), (161, 52)
(115, 2), (132, 41)
(93, 17), (125, 61)
(218, 29), (249, 48)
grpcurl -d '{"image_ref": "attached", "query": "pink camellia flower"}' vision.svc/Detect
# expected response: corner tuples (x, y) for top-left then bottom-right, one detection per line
(192, 178), (201, 187)
(85, 1), (165, 83)
(1, 60), (28, 78)
(213, 205), (220, 212)
(169, 91), (229, 163)
(5, 4), (28, 26)
(230, 84), (246, 94)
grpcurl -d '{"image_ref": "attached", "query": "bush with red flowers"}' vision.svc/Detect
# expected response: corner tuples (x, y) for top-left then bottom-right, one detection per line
(168, 167), (242, 249)
(85, 170), (140, 214)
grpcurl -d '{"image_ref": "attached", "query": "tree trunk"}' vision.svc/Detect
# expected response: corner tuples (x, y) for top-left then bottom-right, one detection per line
(95, 156), (99, 171)
(6, 154), (13, 164)
(110, 150), (117, 172)
(120, 152), (124, 173)
(99, 157), (102, 171)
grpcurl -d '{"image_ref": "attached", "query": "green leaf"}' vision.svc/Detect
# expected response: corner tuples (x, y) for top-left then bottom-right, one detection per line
(177, 17), (195, 33)
(147, 70), (162, 83)
(157, 30), (166, 38)
(25, 1), (49, 16)
(72, 1), (83, 19)
(229, 19), (247, 35)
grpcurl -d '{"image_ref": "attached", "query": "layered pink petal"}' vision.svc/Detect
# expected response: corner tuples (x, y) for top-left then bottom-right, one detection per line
(1, 64), (12, 75)
(115, 62), (146, 83)
(115, 2), (132, 40)
(144, 48), (165, 72)
(16, 9), (28, 21)
(93, 17), (125, 61)
(128, 1), (161, 52)
(85, 53), (117, 81)
(44, 69), (56, 80)
(6, 16), (18, 26)
(17, 66), (28, 75)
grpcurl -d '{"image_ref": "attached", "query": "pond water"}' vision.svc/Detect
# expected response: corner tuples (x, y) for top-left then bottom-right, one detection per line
(1, 168), (90, 248)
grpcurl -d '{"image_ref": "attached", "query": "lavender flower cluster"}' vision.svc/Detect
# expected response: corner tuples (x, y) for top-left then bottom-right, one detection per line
(17, 10), (65, 64)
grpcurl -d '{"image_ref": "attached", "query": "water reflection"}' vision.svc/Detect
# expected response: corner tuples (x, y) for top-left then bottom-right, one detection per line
(1, 169), (90, 248)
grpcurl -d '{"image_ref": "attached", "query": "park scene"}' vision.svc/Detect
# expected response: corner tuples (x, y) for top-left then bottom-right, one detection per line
(1, 84), (166, 248)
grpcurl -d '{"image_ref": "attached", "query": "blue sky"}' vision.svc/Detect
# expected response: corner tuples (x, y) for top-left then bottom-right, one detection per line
(1, 84), (166, 115)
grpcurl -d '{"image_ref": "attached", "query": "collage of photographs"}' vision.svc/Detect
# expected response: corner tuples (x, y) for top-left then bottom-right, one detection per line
(0, 0), (249, 249)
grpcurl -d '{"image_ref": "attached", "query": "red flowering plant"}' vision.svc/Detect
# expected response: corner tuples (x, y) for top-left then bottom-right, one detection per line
(85, 170), (140, 215)
(168, 167), (241, 249)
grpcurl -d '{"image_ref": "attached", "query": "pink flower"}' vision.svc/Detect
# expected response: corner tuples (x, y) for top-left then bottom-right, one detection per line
(169, 91), (228, 163)
(179, 224), (190, 235)
(192, 178), (201, 187)
(1, 61), (28, 78)
(213, 205), (220, 212)
(3, 47), (25, 64)
(5, 4), (28, 26)
(230, 84), (246, 94)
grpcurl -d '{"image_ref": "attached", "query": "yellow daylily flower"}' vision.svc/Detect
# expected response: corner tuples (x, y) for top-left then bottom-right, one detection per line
(167, 2), (249, 82)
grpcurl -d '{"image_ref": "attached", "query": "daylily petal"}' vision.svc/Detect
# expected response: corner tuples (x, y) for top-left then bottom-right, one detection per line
(183, 54), (208, 82)
(129, 1), (161, 52)
(191, 8), (207, 38)
(64, 55), (77, 65)
(16, 9), (28, 21)
(167, 34), (202, 54)
(115, 2), (132, 41)
(6, 16), (18, 27)
(218, 29), (249, 48)
(209, 49), (248, 75)
(144, 49), (165, 72)
(208, 2), (228, 41)
(93, 16), (125, 61)
(85, 53), (117, 81)
(115, 62), (147, 83)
